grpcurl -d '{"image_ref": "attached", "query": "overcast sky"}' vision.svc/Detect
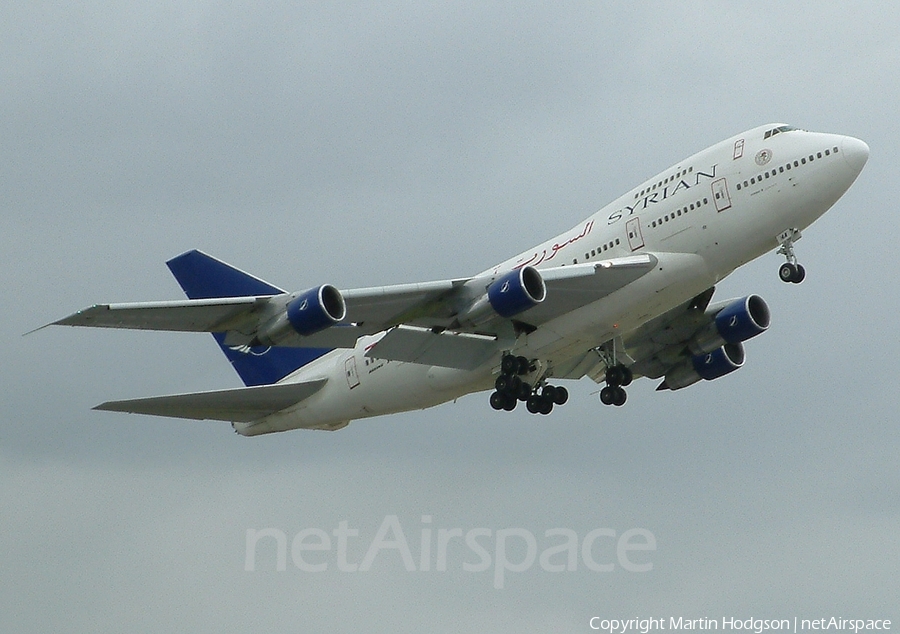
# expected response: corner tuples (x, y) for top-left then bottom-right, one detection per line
(2, 2), (898, 632)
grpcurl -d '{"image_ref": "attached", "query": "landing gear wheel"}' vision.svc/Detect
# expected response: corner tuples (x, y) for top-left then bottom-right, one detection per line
(495, 375), (512, 393)
(600, 386), (615, 405)
(794, 264), (806, 283)
(500, 355), (517, 375)
(502, 393), (517, 411)
(606, 366), (624, 387)
(779, 262), (798, 283)
(620, 366), (633, 387)
(551, 386), (568, 405)
(538, 396), (553, 415)
(489, 391), (506, 410)
(516, 356), (530, 375)
(526, 396), (541, 414)
(517, 381), (532, 401)
(612, 386), (627, 406)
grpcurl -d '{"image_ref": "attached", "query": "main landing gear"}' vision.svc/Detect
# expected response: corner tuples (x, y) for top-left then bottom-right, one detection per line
(489, 354), (568, 415)
(599, 364), (632, 407)
(777, 228), (806, 284)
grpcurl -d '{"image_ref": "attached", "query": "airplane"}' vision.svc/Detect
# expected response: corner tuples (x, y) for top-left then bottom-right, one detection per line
(49, 123), (869, 436)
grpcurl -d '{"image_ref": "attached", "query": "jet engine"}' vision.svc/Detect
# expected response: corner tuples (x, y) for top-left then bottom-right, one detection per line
(688, 295), (770, 355)
(661, 342), (745, 391)
(456, 266), (546, 326)
(254, 285), (346, 346)
(486, 266), (546, 318)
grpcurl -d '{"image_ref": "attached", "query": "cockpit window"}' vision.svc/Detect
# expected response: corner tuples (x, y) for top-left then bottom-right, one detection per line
(764, 125), (798, 139)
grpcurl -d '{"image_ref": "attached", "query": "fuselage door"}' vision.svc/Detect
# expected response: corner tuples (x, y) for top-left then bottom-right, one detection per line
(626, 217), (644, 251)
(711, 178), (732, 212)
(345, 355), (360, 389)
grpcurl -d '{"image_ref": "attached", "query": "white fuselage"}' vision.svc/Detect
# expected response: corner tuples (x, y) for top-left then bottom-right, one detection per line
(234, 125), (869, 435)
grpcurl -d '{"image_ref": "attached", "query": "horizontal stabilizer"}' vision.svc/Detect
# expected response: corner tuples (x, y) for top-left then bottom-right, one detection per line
(94, 378), (327, 422)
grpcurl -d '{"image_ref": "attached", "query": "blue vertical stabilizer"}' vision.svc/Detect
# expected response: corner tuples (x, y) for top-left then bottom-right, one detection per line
(166, 250), (331, 387)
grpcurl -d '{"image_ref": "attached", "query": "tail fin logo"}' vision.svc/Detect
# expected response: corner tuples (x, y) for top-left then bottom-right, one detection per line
(227, 345), (272, 356)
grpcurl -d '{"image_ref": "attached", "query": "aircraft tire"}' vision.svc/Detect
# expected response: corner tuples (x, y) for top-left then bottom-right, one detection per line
(516, 356), (530, 375)
(517, 382), (532, 401)
(538, 397), (553, 415)
(779, 263), (797, 283)
(600, 386), (615, 405)
(552, 386), (568, 405)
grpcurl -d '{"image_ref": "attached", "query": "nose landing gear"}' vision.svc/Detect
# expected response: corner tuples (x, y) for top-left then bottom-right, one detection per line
(777, 228), (806, 284)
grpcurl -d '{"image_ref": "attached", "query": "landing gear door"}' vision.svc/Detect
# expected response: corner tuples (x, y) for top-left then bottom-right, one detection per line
(712, 178), (732, 212)
(626, 217), (644, 251)
(345, 356), (360, 389)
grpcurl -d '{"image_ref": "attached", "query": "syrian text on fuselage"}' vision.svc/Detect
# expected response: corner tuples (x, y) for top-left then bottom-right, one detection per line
(606, 164), (718, 225)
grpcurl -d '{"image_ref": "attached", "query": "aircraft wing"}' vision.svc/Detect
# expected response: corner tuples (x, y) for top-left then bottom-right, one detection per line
(48, 250), (657, 361)
(51, 297), (366, 348)
(94, 378), (327, 422)
(341, 255), (657, 328)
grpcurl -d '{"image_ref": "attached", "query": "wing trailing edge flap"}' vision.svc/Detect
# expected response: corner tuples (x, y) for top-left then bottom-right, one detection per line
(365, 325), (498, 370)
(93, 378), (327, 422)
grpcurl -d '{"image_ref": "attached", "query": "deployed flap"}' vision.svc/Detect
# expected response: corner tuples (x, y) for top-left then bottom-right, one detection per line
(365, 325), (498, 370)
(94, 379), (327, 422)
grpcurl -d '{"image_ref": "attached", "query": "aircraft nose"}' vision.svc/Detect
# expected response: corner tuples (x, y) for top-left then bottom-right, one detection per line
(841, 136), (869, 175)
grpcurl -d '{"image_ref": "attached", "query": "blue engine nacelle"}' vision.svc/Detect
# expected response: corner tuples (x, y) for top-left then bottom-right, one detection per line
(486, 266), (546, 318)
(255, 284), (346, 345)
(688, 295), (770, 355)
(286, 285), (347, 335)
(661, 342), (745, 391)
